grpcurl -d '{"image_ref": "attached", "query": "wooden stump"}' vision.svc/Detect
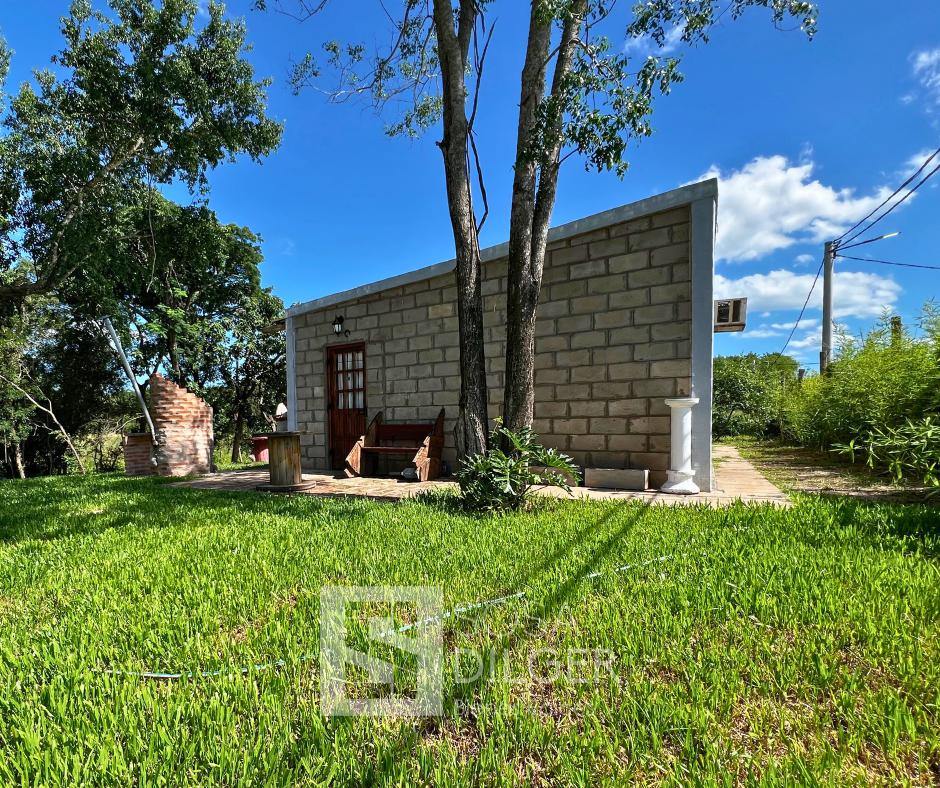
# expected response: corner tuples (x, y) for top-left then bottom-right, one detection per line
(257, 432), (316, 492)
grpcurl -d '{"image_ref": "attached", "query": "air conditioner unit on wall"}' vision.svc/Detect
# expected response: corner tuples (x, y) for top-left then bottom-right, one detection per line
(713, 298), (747, 333)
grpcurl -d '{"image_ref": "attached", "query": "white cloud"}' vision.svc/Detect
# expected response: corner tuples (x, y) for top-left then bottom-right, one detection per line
(788, 330), (821, 350)
(900, 148), (937, 177)
(624, 26), (684, 56)
(737, 328), (783, 339)
(785, 326), (852, 353)
(912, 48), (940, 105)
(794, 253), (815, 265)
(714, 269), (901, 319)
(770, 318), (818, 331)
(701, 155), (897, 261)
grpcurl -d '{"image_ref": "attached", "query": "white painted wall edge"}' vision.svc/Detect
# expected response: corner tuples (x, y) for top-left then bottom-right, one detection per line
(690, 194), (716, 492)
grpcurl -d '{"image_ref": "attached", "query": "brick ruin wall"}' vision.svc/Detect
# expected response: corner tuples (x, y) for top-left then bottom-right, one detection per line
(123, 432), (155, 476)
(123, 374), (214, 476)
(292, 204), (693, 486)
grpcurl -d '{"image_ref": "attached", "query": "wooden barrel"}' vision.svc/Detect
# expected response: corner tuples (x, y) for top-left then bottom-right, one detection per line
(267, 432), (302, 487)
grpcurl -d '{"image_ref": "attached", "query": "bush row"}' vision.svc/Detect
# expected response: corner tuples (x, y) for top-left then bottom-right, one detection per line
(714, 305), (940, 489)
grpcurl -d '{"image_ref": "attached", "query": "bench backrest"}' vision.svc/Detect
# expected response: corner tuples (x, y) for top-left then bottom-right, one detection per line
(376, 423), (435, 443)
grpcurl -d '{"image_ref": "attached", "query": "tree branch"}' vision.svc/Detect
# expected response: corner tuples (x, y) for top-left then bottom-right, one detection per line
(0, 370), (86, 474)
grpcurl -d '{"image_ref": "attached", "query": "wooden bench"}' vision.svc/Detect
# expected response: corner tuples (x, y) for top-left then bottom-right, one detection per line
(344, 409), (445, 481)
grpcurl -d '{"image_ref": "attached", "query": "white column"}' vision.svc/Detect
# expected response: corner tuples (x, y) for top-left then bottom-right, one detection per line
(660, 397), (700, 495)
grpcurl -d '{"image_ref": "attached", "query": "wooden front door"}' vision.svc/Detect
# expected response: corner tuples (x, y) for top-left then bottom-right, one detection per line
(327, 343), (367, 470)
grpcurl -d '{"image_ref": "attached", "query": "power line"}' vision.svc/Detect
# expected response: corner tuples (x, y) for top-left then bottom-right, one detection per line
(837, 158), (940, 249)
(837, 231), (900, 252)
(779, 257), (824, 356)
(833, 145), (940, 246)
(835, 254), (940, 271)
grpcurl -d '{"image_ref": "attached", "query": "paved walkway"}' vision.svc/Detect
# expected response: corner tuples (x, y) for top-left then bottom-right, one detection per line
(174, 444), (789, 507)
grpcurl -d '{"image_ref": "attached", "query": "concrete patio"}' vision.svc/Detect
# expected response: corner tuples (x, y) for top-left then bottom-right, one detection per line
(174, 444), (789, 507)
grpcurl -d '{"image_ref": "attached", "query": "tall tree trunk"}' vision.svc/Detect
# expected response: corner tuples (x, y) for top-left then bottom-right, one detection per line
(502, 4), (553, 435)
(432, 0), (489, 458)
(502, 1), (586, 435)
(12, 442), (26, 479)
(231, 406), (245, 463)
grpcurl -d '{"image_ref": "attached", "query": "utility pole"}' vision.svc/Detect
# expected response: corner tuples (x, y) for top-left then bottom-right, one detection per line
(820, 240), (834, 374)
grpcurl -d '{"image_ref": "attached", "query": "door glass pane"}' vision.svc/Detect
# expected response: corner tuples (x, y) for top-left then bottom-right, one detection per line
(336, 354), (344, 371)
(356, 391), (364, 409)
(345, 353), (352, 371)
(356, 371), (363, 389)
(345, 372), (353, 389)
(336, 373), (342, 392)
(355, 351), (364, 369)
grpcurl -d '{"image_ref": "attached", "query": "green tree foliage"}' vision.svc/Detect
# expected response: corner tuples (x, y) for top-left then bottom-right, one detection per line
(0, 0), (282, 308)
(109, 192), (267, 387)
(203, 289), (286, 462)
(0, 299), (126, 477)
(0, 1), (285, 477)
(781, 308), (940, 450)
(712, 352), (798, 438)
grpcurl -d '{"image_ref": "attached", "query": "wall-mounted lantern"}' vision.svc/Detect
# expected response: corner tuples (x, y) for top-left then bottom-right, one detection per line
(332, 315), (350, 337)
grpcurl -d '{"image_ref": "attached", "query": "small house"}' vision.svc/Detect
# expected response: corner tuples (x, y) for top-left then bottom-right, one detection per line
(284, 178), (717, 491)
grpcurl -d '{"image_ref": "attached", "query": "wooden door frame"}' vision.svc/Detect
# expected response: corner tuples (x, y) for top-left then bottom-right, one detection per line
(325, 341), (367, 469)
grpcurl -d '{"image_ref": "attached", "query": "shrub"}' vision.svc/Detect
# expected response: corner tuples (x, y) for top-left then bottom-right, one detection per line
(781, 309), (940, 449)
(712, 353), (797, 437)
(456, 421), (580, 512)
(835, 416), (940, 494)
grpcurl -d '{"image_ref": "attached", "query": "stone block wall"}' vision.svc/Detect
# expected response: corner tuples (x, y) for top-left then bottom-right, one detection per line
(291, 204), (693, 486)
(123, 375), (214, 477)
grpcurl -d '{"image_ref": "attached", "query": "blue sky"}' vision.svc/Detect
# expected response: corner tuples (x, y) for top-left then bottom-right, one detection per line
(1, 1), (938, 368)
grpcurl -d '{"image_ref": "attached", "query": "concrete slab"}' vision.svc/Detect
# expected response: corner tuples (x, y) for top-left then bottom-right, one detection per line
(584, 468), (649, 491)
(173, 445), (790, 508)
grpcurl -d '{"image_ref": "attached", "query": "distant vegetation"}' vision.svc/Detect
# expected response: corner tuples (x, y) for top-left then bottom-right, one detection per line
(0, 0), (284, 478)
(715, 304), (940, 492)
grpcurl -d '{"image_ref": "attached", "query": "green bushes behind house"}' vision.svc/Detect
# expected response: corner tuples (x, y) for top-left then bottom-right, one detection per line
(780, 308), (940, 449)
(712, 353), (797, 438)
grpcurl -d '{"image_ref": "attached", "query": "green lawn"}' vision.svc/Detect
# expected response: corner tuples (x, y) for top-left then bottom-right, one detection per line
(0, 475), (938, 785)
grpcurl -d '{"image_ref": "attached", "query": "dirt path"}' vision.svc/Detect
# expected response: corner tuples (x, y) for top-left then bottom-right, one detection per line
(731, 439), (936, 504)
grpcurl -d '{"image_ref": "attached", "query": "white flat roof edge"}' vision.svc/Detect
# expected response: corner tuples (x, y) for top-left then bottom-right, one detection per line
(286, 178), (718, 318)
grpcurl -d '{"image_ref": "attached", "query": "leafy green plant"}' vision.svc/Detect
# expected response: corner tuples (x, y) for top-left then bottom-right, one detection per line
(835, 416), (940, 495)
(781, 307), (940, 449)
(712, 353), (797, 437)
(456, 420), (580, 512)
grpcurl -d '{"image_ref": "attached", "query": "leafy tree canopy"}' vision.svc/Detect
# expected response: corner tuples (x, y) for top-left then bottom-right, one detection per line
(0, 0), (283, 306)
(271, 0), (815, 177)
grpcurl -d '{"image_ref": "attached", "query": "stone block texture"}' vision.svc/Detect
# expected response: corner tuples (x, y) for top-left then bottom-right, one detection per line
(292, 205), (692, 486)
(123, 374), (214, 477)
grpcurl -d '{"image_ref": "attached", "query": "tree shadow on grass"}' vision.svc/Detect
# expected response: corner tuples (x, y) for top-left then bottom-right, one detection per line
(0, 474), (372, 545)
(822, 495), (940, 560)
(358, 504), (650, 781)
